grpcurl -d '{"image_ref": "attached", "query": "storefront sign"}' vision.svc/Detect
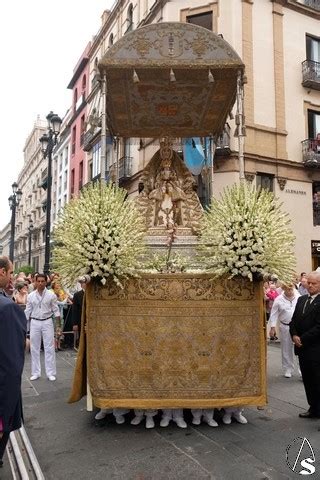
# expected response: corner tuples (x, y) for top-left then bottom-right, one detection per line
(285, 189), (306, 195)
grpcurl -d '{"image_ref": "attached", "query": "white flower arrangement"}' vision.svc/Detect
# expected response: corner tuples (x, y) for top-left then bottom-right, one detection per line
(52, 183), (146, 287)
(198, 182), (296, 282)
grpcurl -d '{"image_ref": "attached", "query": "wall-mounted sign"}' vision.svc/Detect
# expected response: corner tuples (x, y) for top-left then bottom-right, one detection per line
(285, 189), (307, 195)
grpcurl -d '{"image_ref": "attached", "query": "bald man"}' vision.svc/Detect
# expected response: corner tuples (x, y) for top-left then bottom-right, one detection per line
(289, 271), (320, 418)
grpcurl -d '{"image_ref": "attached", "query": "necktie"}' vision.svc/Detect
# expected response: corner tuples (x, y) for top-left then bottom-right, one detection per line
(303, 296), (312, 314)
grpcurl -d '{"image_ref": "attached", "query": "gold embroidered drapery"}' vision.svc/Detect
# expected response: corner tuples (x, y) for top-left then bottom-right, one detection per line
(69, 274), (266, 408)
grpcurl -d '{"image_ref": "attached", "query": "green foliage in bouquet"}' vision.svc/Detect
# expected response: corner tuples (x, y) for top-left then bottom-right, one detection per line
(142, 252), (189, 273)
(52, 183), (146, 287)
(198, 182), (296, 282)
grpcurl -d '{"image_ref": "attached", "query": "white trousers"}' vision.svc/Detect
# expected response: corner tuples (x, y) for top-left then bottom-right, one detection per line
(30, 319), (56, 377)
(134, 409), (157, 417)
(162, 409), (184, 420)
(191, 409), (214, 421)
(279, 323), (295, 373)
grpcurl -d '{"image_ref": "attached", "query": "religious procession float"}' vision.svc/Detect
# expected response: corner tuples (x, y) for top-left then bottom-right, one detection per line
(53, 23), (296, 416)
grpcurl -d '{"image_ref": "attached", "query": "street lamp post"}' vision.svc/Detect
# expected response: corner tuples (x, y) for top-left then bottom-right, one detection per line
(8, 182), (22, 264)
(39, 111), (62, 276)
(28, 216), (34, 266)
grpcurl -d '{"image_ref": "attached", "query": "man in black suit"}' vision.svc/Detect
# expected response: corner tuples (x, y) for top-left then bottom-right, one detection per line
(289, 271), (320, 418)
(0, 256), (27, 467)
(72, 277), (87, 344)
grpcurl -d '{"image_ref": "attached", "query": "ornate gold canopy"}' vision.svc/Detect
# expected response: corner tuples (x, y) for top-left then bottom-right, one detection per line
(99, 22), (244, 138)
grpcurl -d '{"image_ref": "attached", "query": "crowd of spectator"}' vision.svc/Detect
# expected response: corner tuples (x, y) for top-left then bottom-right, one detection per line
(2, 271), (83, 352)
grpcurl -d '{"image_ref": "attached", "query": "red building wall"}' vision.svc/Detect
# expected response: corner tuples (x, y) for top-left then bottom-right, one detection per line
(67, 43), (91, 198)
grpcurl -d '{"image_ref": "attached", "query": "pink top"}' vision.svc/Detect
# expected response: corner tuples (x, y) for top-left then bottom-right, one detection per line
(266, 290), (279, 301)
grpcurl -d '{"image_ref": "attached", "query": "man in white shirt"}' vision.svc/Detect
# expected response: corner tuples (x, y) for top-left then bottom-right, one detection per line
(25, 273), (61, 381)
(269, 283), (300, 378)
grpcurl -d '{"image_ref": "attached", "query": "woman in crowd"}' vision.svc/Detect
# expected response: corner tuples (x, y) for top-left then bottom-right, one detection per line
(51, 280), (72, 350)
(13, 281), (29, 305)
(269, 283), (300, 378)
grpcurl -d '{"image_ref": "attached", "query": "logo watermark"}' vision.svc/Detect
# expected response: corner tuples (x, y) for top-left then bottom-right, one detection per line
(286, 437), (316, 475)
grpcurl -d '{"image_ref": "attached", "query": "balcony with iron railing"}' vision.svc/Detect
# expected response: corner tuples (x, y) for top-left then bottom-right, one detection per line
(302, 138), (320, 167)
(118, 156), (133, 183)
(302, 60), (320, 90)
(82, 127), (101, 152)
(296, 0), (320, 11)
(215, 124), (231, 156)
(80, 174), (101, 191)
(41, 168), (48, 190)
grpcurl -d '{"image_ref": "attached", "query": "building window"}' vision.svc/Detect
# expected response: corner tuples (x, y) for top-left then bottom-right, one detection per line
(308, 110), (320, 139)
(73, 88), (78, 112)
(109, 33), (114, 47)
(64, 146), (69, 166)
(186, 11), (213, 31)
(124, 138), (131, 158)
(32, 256), (39, 272)
(80, 115), (85, 146)
(89, 161), (93, 181)
(313, 182), (320, 226)
(256, 173), (274, 192)
(72, 126), (76, 154)
(307, 35), (320, 63)
(82, 74), (87, 99)
(126, 4), (133, 33)
(92, 142), (101, 178)
(79, 161), (84, 190)
(71, 169), (75, 195)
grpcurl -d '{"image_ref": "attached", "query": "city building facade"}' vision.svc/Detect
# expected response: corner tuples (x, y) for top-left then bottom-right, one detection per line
(52, 109), (72, 224)
(5, 0), (320, 274)
(82, 0), (320, 273)
(0, 223), (11, 259)
(14, 117), (48, 272)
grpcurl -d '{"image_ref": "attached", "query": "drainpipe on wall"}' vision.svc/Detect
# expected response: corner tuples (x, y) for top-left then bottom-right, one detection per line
(100, 71), (107, 183)
(236, 70), (246, 182)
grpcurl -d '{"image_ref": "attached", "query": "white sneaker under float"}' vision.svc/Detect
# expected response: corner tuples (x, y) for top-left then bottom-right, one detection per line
(174, 417), (187, 428)
(95, 409), (112, 421)
(222, 413), (232, 425)
(145, 416), (155, 429)
(204, 417), (218, 427)
(160, 416), (171, 427)
(115, 415), (126, 425)
(284, 370), (292, 378)
(130, 415), (143, 426)
(48, 376), (56, 381)
(30, 375), (40, 381)
(232, 412), (248, 424)
(191, 417), (201, 426)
